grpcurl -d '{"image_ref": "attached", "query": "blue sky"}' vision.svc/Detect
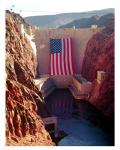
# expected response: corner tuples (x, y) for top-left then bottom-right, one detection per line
(6, 0), (115, 17)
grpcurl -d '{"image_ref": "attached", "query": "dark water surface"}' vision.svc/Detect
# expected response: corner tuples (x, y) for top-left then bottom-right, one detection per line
(45, 89), (114, 146)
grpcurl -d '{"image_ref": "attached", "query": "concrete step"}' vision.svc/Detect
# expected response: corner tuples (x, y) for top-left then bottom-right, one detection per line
(68, 85), (89, 99)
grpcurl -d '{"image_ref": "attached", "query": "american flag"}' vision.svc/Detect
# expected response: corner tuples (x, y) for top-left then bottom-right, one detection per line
(49, 38), (74, 75)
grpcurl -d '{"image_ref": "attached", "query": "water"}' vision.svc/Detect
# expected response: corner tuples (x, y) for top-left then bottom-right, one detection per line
(45, 89), (114, 146)
(58, 118), (113, 146)
(45, 89), (74, 118)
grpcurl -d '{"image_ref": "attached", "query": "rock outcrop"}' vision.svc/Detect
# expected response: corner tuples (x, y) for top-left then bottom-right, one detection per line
(6, 11), (54, 146)
(81, 19), (114, 117)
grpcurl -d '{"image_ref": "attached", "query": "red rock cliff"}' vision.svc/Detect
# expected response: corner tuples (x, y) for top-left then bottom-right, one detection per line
(81, 20), (114, 117)
(6, 11), (54, 146)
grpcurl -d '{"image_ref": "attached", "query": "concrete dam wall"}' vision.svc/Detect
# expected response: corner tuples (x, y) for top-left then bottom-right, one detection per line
(34, 28), (100, 76)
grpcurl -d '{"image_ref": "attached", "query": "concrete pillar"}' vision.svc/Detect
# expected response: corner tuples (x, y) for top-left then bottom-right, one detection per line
(97, 71), (106, 82)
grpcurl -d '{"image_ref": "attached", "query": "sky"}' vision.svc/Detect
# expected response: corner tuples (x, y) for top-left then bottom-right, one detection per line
(5, 0), (115, 17)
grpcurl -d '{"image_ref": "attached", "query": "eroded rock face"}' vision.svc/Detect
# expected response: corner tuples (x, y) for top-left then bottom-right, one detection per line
(81, 22), (114, 117)
(6, 11), (54, 146)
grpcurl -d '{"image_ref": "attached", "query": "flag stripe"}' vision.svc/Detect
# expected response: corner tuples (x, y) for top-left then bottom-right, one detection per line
(56, 53), (58, 75)
(70, 38), (75, 74)
(67, 38), (71, 75)
(51, 54), (54, 75)
(63, 39), (67, 75)
(60, 53), (63, 75)
(68, 38), (73, 74)
(54, 53), (57, 75)
(65, 39), (69, 75)
(62, 39), (66, 75)
(57, 53), (61, 75)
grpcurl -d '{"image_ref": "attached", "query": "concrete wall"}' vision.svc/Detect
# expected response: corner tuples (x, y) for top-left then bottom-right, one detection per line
(34, 28), (100, 76)
(52, 75), (73, 88)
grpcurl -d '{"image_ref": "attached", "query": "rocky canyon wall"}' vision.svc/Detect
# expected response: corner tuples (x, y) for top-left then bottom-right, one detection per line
(6, 11), (54, 146)
(81, 19), (114, 116)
